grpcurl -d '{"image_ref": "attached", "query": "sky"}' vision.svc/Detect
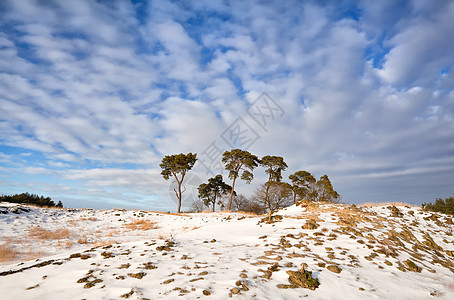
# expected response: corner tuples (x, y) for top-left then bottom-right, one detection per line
(0, 0), (453, 211)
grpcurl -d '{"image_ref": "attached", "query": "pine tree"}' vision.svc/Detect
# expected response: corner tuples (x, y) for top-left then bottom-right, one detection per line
(261, 155), (288, 212)
(160, 153), (198, 213)
(316, 175), (340, 203)
(198, 175), (232, 212)
(222, 149), (259, 210)
(289, 170), (317, 203)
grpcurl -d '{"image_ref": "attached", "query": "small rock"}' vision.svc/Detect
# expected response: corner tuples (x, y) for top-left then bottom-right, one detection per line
(404, 260), (422, 272)
(26, 284), (39, 290)
(128, 272), (147, 279)
(277, 284), (290, 289)
(162, 279), (174, 284)
(302, 220), (319, 230)
(327, 265), (342, 273)
(203, 290), (211, 296)
(231, 287), (240, 294)
(143, 262), (157, 270)
(268, 263), (279, 272)
(120, 289), (134, 298)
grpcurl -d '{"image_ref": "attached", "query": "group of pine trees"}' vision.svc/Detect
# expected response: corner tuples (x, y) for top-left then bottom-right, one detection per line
(160, 149), (340, 213)
(0, 193), (63, 208)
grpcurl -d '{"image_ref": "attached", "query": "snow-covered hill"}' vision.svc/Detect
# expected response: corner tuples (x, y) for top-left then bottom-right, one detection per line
(1, 201), (453, 299)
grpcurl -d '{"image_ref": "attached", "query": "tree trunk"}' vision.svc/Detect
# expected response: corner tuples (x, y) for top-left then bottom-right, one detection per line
(177, 181), (182, 213)
(227, 176), (237, 211)
(172, 171), (185, 213)
(293, 191), (297, 204)
(263, 182), (271, 214)
(213, 191), (219, 212)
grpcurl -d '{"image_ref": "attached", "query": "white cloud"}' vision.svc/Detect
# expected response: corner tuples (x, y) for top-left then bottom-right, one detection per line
(375, 1), (454, 86)
(0, 0), (453, 209)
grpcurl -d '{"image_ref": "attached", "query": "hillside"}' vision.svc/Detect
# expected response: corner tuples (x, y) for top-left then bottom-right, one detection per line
(1, 202), (453, 299)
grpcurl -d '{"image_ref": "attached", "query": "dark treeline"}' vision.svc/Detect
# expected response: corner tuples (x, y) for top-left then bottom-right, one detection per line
(0, 193), (63, 208)
(423, 195), (454, 215)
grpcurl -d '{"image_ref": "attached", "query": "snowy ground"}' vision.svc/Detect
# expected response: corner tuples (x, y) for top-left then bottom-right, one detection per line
(1, 201), (453, 299)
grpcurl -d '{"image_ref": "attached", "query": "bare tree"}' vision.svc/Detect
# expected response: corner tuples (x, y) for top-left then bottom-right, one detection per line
(251, 182), (293, 213)
(231, 193), (248, 212)
(189, 199), (206, 213)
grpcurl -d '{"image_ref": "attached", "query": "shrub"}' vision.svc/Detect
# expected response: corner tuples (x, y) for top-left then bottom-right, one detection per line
(286, 267), (320, 290)
(422, 196), (454, 215)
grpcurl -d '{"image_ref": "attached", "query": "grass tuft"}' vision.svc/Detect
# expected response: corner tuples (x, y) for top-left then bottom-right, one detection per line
(0, 243), (18, 262)
(124, 219), (158, 231)
(28, 226), (70, 240)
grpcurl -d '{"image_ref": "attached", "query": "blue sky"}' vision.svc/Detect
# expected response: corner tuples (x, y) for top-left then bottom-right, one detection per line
(0, 0), (453, 210)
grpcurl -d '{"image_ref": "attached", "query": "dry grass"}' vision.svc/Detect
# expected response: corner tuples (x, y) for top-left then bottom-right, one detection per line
(155, 230), (177, 241)
(0, 241), (46, 263)
(107, 230), (120, 237)
(124, 219), (158, 231)
(28, 226), (71, 240)
(182, 226), (200, 232)
(66, 219), (79, 226)
(235, 211), (263, 216)
(77, 236), (92, 245)
(79, 217), (98, 221)
(92, 240), (116, 248)
(145, 210), (191, 217)
(156, 232), (169, 240)
(0, 242), (19, 262)
(26, 204), (65, 210)
(360, 202), (414, 208)
(23, 249), (46, 261)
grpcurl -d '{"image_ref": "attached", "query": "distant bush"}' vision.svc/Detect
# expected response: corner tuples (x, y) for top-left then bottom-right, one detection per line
(0, 193), (63, 208)
(422, 196), (454, 215)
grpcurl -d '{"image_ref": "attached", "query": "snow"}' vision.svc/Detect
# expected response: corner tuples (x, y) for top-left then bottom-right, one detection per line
(1, 202), (453, 299)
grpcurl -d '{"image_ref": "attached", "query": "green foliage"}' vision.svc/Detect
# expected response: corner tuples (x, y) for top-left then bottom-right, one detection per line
(288, 172), (340, 203)
(0, 193), (62, 208)
(159, 152), (197, 213)
(222, 149), (259, 210)
(160, 153), (197, 181)
(198, 175), (232, 212)
(222, 149), (259, 182)
(289, 170), (317, 203)
(422, 196), (454, 215)
(261, 155), (288, 182)
(315, 175), (340, 203)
